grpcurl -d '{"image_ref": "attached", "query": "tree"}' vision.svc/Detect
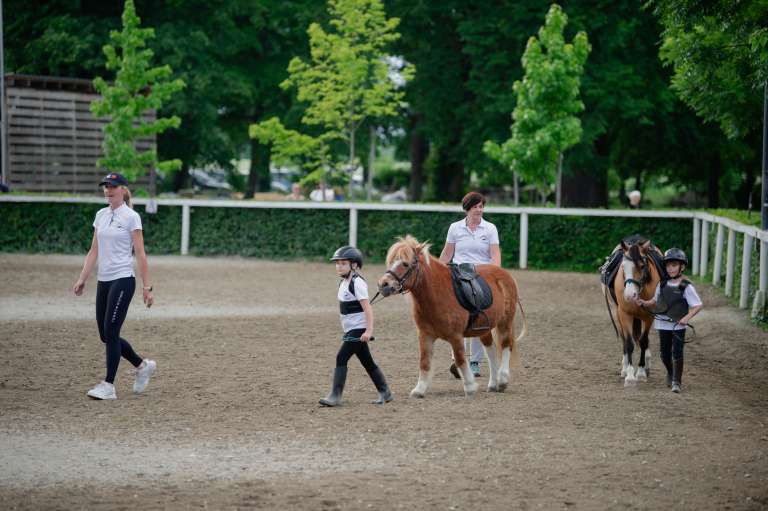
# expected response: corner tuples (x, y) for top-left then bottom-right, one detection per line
(653, 0), (767, 140)
(89, 0), (185, 182)
(250, 0), (413, 197)
(653, 0), (767, 211)
(484, 4), (590, 205)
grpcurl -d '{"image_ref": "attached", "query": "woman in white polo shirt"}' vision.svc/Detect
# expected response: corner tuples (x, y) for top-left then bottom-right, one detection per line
(72, 173), (156, 400)
(439, 191), (501, 378)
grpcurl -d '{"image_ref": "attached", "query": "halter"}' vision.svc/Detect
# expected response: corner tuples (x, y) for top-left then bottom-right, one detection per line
(370, 253), (420, 306)
(385, 254), (420, 294)
(622, 252), (650, 289)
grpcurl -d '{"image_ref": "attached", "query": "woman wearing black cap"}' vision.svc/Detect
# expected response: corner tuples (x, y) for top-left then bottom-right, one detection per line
(72, 172), (156, 400)
(439, 191), (502, 379)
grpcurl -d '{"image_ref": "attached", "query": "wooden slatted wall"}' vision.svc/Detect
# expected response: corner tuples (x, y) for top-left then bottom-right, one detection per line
(7, 81), (154, 193)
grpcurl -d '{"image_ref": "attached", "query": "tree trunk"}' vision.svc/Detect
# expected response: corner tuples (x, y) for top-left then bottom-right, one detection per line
(513, 172), (519, 206)
(562, 167), (608, 207)
(555, 152), (563, 208)
(173, 163), (190, 192)
(348, 128), (356, 198)
(409, 115), (428, 201)
(432, 138), (464, 201)
(707, 150), (721, 208)
(245, 138), (270, 199)
(367, 124), (375, 201)
(561, 134), (609, 207)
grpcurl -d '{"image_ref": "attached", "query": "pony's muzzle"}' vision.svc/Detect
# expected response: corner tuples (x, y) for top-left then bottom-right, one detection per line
(378, 282), (394, 297)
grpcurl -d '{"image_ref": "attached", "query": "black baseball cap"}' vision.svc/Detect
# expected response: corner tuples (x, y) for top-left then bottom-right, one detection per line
(99, 172), (129, 187)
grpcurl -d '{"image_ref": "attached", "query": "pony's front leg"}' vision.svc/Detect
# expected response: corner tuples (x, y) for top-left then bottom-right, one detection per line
(410, 333), (435, 398)
(636, 323), (652, 382)
(450, 337), (479, 398)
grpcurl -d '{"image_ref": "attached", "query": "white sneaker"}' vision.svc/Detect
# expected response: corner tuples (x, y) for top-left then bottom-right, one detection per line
(87, 381), (117, 400)
(133, 359), (156, 394)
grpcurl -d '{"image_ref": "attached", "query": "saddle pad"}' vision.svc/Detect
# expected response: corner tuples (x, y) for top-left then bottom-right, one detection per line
(449, 263), (493, 314)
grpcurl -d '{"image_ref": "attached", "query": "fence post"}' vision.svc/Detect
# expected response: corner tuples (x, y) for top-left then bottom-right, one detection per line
(761, 240), (768, 293)
(181, 204), (190, 255)
(713, 223), (725, 286)
(519, 212), (528, 270)
(692, 218), (700, 275)
(739, 234), (753, 309)
(349, 207), (358, 247)
(753, 240), (768, 318)
(725, 229), (736, 296)
(699, 220), (709, 277)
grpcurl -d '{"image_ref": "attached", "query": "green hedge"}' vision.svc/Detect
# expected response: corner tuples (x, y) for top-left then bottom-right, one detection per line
(188, 207), (348, 259)
(0, 202), (181, 254)
(2, 202), (694, 271)
(525, 215), (692, 272)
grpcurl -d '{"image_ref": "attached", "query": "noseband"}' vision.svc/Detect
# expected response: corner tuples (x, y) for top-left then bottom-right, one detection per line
(385, 255), (420, 294)
(623, 252), (649, 289)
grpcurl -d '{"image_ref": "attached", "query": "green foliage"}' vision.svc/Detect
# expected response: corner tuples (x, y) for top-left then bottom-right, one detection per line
(526, 215), (691, 271)
(2, 202), (693, 273)
(0, 202), (181, 254)
(706, 209), (762, 227)
(249, 117), (330, 173)
(654, 0), (768, 140)
(484, 4), (591, 192)
(250, 0), (414, 180)
(188, 207), (348, 258)
(90, 0), (185, 181)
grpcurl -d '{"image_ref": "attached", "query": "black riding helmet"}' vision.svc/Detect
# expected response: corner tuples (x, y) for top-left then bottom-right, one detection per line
(330, 246), (364, 268)
(663, 247), (688, 265)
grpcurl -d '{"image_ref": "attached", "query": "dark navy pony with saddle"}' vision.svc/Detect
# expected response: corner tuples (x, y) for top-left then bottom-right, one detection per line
(448, 263), (493, 331)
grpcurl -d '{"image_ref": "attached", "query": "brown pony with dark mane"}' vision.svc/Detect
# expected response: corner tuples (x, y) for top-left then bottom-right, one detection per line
(604, 238), (663, 386)
(376, 235), (526, 398)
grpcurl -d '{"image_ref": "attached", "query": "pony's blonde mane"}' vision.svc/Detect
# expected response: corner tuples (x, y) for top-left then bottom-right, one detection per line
(385, 235), (432, 267)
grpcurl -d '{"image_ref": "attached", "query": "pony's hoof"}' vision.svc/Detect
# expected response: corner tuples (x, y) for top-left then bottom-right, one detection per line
(487, 384), (499, 393)
(410, 389), (425, 399)
(497, 382), (508, 393)
(623, 378), (637, 387)
(636, 369), (648, 382)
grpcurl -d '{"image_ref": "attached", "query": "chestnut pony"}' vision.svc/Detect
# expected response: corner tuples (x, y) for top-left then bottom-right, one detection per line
(376, 235), (526, 398)
(603, 239), (662, 386)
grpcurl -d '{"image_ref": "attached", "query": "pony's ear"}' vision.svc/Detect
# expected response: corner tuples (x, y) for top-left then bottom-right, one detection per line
(640, 240), (651, 253)
(620, 240), (629, 251)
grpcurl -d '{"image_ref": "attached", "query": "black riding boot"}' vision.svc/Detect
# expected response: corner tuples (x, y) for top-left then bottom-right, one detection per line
(660, 351), (673, 387)
(319, 366), (347, 407)
(671, 358), (684, 393)
(367, 366), (393, 404)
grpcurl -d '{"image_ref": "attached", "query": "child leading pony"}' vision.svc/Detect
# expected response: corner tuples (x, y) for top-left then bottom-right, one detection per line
(603, 238), (663, 386)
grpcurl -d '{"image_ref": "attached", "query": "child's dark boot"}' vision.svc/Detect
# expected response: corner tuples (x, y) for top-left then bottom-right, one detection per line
(367, 366), (393, 404)
(671, 357), (684, 393)
(319, 366), (347, 406)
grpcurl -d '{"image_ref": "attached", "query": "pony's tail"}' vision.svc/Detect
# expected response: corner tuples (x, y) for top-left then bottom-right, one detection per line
(515, 298), (527, 345)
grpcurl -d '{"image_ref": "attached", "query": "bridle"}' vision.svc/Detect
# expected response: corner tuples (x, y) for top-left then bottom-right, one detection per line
(622, 247), (650, 289)
(370, 253), (420, 305)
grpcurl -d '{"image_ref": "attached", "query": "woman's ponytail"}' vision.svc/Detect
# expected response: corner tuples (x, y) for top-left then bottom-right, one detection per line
(122, 186), (133, 209)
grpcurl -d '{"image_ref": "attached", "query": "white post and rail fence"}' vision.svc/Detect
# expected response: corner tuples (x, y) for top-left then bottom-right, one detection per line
(2, 195), (767, 317)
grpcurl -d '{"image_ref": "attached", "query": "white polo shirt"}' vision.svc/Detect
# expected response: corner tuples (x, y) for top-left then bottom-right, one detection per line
(446, 218), (500, 264)
(93, 204), (142, 282)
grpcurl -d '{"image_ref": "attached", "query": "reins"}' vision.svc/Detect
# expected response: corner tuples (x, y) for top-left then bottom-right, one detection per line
(639, 304), (697, 343)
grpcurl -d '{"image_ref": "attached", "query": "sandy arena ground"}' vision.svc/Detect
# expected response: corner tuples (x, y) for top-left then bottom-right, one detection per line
(1, 253), (767, 510)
